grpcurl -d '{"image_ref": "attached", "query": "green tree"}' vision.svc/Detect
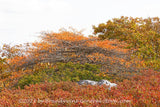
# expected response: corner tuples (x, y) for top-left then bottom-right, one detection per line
(93, 16), (160, 70)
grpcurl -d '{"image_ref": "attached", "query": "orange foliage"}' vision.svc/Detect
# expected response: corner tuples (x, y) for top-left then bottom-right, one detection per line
(0, 29), (158, 107)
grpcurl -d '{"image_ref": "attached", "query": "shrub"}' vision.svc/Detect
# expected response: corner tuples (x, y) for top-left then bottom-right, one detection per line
(16, 62), (111, 89)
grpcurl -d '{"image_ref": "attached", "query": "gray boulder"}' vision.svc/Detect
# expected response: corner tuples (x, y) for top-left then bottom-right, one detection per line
(77, 80), (98, 85)
(77, 79), (117, 90)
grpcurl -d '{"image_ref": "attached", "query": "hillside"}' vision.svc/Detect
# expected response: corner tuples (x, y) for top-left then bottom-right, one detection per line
(0, 17), (160, 106)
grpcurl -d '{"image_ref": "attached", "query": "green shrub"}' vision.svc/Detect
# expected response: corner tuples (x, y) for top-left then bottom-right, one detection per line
(16, 62), (112, 89)
(17, 72), (49, 89)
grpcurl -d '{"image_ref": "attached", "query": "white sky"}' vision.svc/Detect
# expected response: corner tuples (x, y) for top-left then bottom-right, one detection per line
(0, 0), (160, 46)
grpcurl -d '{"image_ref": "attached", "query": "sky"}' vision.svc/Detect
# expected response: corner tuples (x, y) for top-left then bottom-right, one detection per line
(0, 0), (160, 46)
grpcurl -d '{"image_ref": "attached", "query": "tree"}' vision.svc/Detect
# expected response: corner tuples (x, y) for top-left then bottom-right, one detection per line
(93, 16), (160, 70)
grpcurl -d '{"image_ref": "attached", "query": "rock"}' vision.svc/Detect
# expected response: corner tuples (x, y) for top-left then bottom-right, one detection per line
(77, 80), (98, 85)
(98, 79), (117, 87)
(77, 79), (117, 90)
(98, 79), (117, 90)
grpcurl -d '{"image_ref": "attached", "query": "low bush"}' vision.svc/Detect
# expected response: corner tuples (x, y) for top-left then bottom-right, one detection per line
(16, 62), (112, 89)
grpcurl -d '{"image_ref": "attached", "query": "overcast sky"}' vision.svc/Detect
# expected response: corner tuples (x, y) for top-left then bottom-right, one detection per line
(0, 0), (160, 46)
